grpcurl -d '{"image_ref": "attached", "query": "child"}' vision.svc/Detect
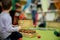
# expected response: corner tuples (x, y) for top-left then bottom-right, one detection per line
(30, 0), (37, 27)
(13, 4), (22, 25)
(39, 13), (46, 28)
(9, 0), (21, 24)
(0, 0), (23, 40)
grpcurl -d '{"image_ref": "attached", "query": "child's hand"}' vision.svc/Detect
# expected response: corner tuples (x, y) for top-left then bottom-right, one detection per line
(18, 26), (22, 30)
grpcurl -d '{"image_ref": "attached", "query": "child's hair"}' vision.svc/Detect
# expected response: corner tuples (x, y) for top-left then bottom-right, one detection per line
(31, 0), (35, 3)
(0, 6), (2, 13)
(1, 0), (12, 10)
(0, 0), (2, 2)
(31, 0), (37, 3)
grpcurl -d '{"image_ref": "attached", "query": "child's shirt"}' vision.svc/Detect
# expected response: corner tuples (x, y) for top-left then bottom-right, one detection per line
(30, 3), (37, 11)
(40, 16), (46, 24)
(0, 11), (19, 39)
(12, 0), (19, 10)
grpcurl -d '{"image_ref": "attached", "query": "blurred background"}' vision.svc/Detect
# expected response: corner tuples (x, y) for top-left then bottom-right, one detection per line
(19, 0), (60, 28)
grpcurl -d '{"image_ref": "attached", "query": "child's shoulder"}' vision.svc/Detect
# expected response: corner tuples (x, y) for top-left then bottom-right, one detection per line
(0, 12), (9, 19)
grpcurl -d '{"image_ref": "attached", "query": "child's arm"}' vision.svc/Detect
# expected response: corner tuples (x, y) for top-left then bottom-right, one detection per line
(3, 17), (21, 33)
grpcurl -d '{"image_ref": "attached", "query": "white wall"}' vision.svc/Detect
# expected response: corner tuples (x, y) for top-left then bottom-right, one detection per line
(38, 13), (56, 21)
(46, 13), (55, 21)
